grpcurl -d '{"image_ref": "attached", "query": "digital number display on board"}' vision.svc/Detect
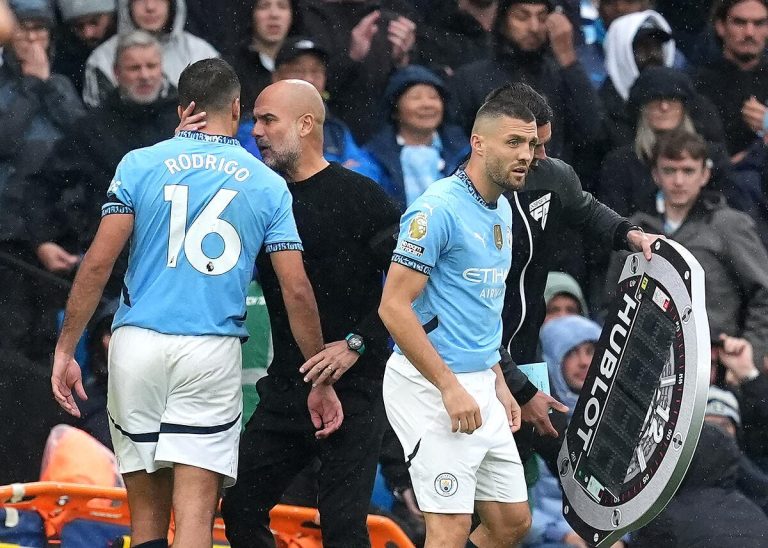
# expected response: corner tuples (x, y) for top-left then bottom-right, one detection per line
(558, 239), (710, 547)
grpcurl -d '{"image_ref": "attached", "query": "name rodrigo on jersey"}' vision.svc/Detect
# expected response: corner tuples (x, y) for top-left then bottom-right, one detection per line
(163, 153), (251, 182)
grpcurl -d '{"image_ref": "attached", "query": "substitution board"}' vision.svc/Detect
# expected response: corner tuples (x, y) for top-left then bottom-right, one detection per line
(558, 239), (710, 546)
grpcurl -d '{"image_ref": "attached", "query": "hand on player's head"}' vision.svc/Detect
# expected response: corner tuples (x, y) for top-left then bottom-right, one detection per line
(175, 101), (207, 134)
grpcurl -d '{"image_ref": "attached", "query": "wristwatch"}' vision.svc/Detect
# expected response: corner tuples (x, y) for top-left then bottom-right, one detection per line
(345, 333), (366, 356)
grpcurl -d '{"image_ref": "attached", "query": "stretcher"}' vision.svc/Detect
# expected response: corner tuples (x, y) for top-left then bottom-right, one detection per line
(0, 482), (414, 547)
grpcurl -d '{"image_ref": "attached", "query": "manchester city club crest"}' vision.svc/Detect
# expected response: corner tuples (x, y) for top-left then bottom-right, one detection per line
(408, 212), (428, 240)
(434, 473), (458, 497)
(493, 224), (503, 250)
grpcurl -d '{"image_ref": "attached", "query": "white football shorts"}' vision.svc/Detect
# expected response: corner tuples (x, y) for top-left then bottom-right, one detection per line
(383, 352), (527, 513)
(107, 326), (242, 487)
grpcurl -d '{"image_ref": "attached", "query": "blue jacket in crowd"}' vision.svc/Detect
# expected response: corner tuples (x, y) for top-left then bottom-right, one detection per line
(364, 123), (470, 212)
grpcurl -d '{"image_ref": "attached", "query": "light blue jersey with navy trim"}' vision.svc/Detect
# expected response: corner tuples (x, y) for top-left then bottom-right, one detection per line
(391, 170), (513, 373)
(104, 130), (302, 338)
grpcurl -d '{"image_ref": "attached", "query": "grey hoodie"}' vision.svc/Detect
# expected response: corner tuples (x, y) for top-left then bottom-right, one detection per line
(608, 191), (768, 368)
(82, 0), (218, 107)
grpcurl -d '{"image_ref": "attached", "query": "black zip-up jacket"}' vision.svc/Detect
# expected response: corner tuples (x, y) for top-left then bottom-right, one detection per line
(501, 156), (633, 402)
(499, 156), (635, 473)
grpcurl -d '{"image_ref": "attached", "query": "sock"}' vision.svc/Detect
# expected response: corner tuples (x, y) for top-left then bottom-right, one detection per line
(132, 540), (169, 548)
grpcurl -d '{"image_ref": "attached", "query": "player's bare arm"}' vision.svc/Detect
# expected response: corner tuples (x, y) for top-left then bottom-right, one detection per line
(379, 262), (482, 434)
(492, 363), (522, 433)
(270, 249), (324, 360)
(52, 213), (133, 417)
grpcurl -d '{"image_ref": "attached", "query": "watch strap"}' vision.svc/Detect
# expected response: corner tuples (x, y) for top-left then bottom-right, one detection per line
(345, 333), (366, 356)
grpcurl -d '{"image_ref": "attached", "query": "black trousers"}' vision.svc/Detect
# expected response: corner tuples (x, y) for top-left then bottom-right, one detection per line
(222, 374), (385, 548)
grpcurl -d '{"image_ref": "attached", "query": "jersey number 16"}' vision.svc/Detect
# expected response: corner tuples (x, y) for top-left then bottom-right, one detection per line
(164, 185), (242, 275)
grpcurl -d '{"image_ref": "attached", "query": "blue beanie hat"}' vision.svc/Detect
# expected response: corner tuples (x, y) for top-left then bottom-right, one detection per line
(383, 65), (446, 119)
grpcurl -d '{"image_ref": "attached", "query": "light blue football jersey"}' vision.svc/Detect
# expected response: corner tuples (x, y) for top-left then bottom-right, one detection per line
(103, 130), (302, 338)
(391, 170), (513, 373)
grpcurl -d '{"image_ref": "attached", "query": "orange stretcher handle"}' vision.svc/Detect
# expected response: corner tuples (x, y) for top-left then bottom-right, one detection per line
(0, 481), (128, 502)
(1, 482), (415, 547)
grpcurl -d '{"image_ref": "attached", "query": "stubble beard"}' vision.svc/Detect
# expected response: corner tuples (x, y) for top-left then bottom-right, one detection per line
(262, 132), (302, 176)
(732, 48), (761, 64)
(125, 84), (162, 105)
(487, 157), (526, 193)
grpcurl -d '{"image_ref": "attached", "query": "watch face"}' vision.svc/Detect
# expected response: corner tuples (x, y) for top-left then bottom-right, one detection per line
(348, 335), (363, 350)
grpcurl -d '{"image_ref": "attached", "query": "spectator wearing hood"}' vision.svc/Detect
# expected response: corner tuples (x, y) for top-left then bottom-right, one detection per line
(297, 0), (418, 143)
(0, 0), (85, 360)
(605, 129), (768, 374)
(578, 0), (653, 89)
(598, 10), (692, 149)
(631, 423), (768, 547)
(227, 0), (294, 119)
(27, 30), (178, 300)
(597, 67), (735, 218)
(539, 315), (600, 417)
(416, 0), (496, 79)
(448, 0), (604, 165)
(53, 0), (117, 93)
(82, 0), (218, 107)
(695, 0), (768, 160)
(527, 315), (603, 547)
(364, 65), (469, 210)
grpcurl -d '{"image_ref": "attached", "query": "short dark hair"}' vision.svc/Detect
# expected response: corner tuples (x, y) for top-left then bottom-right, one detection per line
(475, 90), (536, 126)
(483, 83), (553, 126)
(178, 58), (241, 113)
(651, 129), (709, 166)
(713, 0), (768, 22)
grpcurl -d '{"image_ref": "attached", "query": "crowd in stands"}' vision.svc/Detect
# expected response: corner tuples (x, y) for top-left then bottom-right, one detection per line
(1, 0), (768, 546)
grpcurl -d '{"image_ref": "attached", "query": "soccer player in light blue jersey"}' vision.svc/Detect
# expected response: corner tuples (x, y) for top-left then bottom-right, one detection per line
(51, 59), (342, 548)
(379, 94), (539, 548)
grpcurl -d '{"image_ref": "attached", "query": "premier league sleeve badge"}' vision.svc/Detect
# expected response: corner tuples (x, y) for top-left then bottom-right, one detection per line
(558, 239), (710, 546)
